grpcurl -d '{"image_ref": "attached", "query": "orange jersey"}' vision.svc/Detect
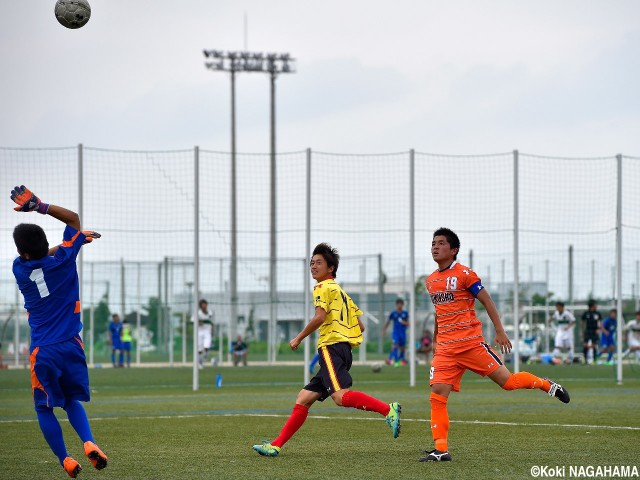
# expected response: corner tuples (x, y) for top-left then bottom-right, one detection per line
(426, 261), (486, 353)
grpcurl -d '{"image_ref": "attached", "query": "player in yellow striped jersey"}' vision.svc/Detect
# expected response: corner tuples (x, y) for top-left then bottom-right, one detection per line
(252, 243), (401, 457)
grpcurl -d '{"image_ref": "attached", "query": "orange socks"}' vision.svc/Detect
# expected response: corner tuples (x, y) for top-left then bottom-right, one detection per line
(502, 372), (551, 392)
(430, 392), (449, 452)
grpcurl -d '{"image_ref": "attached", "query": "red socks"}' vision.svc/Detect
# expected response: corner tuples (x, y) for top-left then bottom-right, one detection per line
(341, 390), (391, 416)
(430, 392), (449, 452)
(271, 391), (392, 448)
(502, 372), (551, 392)
(272, 404), (309, 448)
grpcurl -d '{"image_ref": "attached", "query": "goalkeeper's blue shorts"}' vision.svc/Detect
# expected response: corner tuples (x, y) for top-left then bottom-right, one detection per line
(29, 336), (90, 408)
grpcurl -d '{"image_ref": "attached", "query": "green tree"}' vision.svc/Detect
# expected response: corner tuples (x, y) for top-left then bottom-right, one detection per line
(82, 294), (110, 341)
(142, 296), (162, 346)
(531, 292), (554, 306)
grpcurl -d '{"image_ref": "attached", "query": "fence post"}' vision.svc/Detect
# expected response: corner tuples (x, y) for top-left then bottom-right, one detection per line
(409, 149), (416, 387)
(360, 259), (367, 363)
(120, 258), (126, 327)
(303, 148), (311, 384)
(78, 143), (84, 339)
(378, 253), (384, 355)
(616, 153), (623, 384)
(14, 284), (20, 367)
(568, 245), (573, 304)
(167, 258), (173, 367)
(545, 260), (550, 354)
(513, 150), (520, 373)
(193, 146), (200, 390)
(89, 262), (94, 366)
(137, 262), (141, 366)
(635, 260), (640, 312)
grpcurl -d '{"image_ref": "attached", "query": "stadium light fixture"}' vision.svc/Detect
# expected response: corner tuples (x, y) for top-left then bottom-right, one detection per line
(203, 49), (296, 364)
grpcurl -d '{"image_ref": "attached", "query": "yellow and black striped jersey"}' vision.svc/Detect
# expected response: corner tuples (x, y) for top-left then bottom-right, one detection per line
(313, 279), (363, 348)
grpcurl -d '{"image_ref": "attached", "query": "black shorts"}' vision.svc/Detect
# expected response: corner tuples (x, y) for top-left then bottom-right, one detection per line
(584, 331), (599, 344)
(304, 342), (353, 401)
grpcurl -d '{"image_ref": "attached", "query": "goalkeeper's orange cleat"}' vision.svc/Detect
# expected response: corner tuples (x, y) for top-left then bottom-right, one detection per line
(62, 457), (82, 478)
(83, 441), (108, 470)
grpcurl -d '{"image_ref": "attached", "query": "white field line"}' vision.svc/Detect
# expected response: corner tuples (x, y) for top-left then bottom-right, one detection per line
(1, 412), (639, 431)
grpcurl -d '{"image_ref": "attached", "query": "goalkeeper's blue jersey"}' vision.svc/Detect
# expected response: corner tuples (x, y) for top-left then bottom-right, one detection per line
(13, 226), (86, 347)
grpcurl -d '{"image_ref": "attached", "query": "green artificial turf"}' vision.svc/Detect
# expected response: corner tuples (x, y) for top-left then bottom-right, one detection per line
(1, 364), (638, 479)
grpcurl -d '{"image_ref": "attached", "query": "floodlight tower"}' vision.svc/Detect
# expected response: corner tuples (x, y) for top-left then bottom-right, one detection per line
(264, 52), (296, 363)
(203, 50), (296, 364)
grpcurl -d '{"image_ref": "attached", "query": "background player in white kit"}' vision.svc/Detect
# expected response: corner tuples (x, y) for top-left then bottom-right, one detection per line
(551, 301), (575, 364)
(194, 299), (214, 368)
(623, 311), (640, 361)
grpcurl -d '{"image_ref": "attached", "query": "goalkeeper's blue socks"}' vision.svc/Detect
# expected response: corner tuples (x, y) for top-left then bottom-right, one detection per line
(607, 351), (614, 362)
(118, 352), (124, 366)
(64, 400), (94, 443)
(36, 406), (68, 465)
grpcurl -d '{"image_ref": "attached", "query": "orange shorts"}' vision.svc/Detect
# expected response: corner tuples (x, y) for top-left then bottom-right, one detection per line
(429, 342), (503, 392)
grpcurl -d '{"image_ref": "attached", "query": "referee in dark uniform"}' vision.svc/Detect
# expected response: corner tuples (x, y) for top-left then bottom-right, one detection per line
(582, 300), (601, 364)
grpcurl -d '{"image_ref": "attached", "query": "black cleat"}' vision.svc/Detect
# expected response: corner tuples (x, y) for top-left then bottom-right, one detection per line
(543, 377), (570, 403)
(419, 449), (452, 462)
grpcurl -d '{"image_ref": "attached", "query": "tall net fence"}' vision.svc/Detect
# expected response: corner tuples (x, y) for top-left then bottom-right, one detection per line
(623, 156), (640, 312)
(310, 152), (412, 360)
(1, 146), (638, 369)
(414, 152), (514, 344)
(519, 154), (618, 354)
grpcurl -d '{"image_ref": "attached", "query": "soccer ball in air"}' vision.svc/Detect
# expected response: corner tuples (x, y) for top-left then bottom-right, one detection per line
(55, 0), (91, 29)
(371, 362), (382, 373)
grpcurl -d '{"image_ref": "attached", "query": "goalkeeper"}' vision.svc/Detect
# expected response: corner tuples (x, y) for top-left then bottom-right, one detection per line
(10, 185), (107, 478)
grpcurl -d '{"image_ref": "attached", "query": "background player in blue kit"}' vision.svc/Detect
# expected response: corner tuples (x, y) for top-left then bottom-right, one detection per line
(108, 313), (124, 367)
(382, 298), (410, 366)
(10, 185), (108, 478)
(600, 309), (617, 364)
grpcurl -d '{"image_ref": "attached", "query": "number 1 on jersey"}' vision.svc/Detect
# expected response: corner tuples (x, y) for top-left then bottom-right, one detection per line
(29, 268), (50, 298)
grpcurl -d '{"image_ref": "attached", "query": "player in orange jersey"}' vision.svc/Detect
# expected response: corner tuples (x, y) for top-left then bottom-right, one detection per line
(421, 228), (570, 463)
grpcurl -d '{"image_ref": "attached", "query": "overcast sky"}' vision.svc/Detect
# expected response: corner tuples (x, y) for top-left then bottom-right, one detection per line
(1, 0), (639, 156)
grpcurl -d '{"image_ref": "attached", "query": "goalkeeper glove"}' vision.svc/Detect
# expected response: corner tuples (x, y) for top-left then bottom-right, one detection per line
(10, 185), (49, 214)
(82, 231), (101, 244)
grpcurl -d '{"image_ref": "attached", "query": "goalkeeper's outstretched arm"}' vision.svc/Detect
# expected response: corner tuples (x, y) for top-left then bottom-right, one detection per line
(11, 185), (100, 256)
(10, 185), (80, 230)
(46, 205), (81, 231)
(46, 205), (81, 256)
